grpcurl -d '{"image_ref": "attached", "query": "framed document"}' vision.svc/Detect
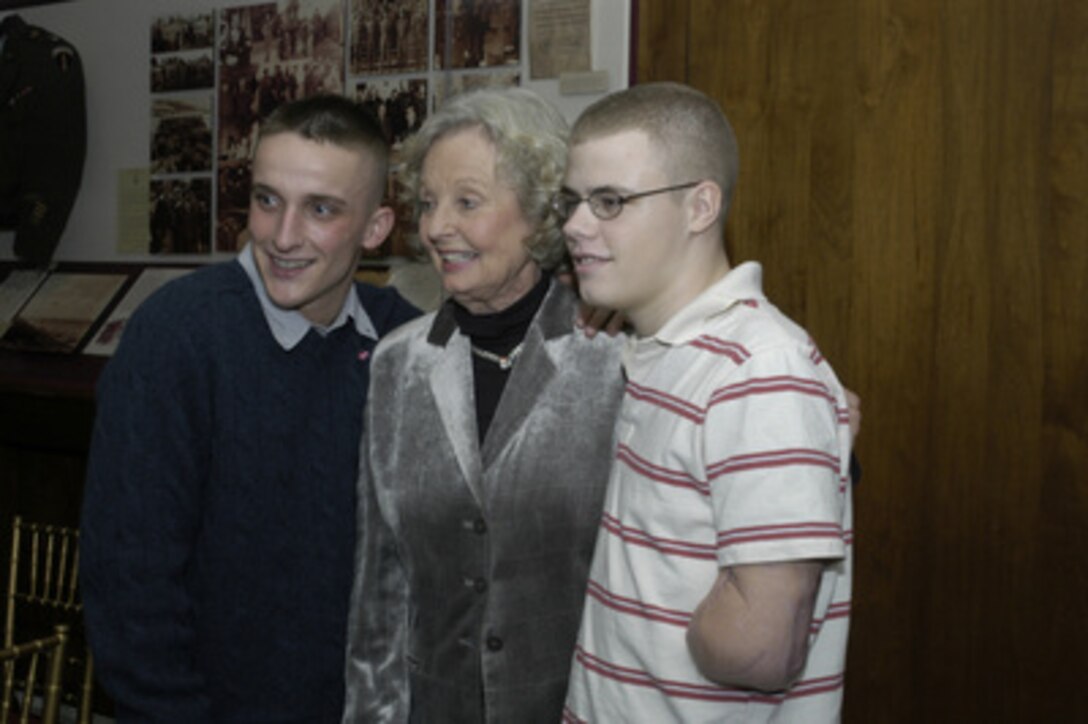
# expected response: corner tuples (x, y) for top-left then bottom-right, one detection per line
(1, 271), (128, 353)
(83, 267), (193, 356)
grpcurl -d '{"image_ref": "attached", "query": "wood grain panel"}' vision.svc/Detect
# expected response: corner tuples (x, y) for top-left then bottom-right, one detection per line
(636, 0), (1088, 720)
(927, 1), (1048, 717)
(1040, 0), (1088, 716)
(849, 2), (941, 717)
(635, 0), (688, 85)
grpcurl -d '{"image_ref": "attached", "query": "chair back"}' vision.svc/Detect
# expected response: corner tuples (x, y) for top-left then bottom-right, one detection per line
(0, 624), (68, 724)
(5, 517), (93, 724)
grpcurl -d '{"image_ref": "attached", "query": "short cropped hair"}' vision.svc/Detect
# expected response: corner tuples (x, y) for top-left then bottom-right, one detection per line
(570, 82), (740, 208)
(397, 87), (569, 270)
(257, 94), (390, 208)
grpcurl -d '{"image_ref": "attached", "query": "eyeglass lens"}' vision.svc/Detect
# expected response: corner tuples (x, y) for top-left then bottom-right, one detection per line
(553, 182), (700, 222)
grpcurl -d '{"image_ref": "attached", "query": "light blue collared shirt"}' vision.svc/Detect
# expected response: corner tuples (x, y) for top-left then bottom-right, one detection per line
(238, 243), (379, 350)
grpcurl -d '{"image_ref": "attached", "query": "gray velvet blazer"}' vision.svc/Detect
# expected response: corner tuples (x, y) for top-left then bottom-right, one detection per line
(342, 280), (625, 723)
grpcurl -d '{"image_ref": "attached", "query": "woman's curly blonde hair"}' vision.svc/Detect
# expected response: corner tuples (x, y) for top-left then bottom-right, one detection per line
(395, 87), (570, 270)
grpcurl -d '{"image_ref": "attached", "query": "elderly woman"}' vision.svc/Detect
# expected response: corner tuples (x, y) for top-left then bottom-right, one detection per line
(342, 88), (625, 722)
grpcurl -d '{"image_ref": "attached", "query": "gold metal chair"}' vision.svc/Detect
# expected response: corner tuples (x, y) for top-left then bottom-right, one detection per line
(1, 624), (68, 724)
(5, 516), (94, 724)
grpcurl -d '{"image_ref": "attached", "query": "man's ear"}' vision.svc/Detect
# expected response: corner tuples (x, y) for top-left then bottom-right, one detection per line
(361, 205), (396, 251)
(688, 181), (722, 235)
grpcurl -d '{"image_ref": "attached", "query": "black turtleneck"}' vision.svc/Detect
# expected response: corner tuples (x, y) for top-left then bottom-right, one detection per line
(452, 272), (551, 443)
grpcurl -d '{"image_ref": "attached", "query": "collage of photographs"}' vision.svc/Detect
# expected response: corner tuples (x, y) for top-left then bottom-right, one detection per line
(148, 0), (525, 261)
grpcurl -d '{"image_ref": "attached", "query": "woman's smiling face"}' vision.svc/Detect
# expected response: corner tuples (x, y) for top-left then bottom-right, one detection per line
(417, 126), (541, 315)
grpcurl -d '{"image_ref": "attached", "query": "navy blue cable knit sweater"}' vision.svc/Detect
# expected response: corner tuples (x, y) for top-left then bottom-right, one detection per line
(81, 260), (419, 722)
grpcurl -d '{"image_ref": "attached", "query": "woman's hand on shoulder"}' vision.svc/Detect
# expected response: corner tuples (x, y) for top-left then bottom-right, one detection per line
(555, 267), (626, 338)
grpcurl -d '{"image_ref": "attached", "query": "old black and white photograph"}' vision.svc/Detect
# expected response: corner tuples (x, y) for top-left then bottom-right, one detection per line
(355, 76), (427, 148)
(151, 49), (215, 93)
(151, 95), (213, 174)
(218, 0), (344, 162)
(150, 178), (212, 255)
(215, 162), (252, 253)
(350, 0), (428, 75)
(435, 0), (520, 70)
(151, 12), (214, 53)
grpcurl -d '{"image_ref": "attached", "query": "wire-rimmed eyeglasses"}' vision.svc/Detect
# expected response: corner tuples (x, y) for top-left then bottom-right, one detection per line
(551, 181), (701, 222)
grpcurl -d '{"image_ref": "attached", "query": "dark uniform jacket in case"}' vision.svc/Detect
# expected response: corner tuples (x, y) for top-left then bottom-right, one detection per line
(343, 281), (625, 723)
(0, 14), (86, 265)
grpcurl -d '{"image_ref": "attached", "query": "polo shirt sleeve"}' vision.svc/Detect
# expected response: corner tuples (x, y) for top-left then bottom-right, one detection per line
(702, 343), (849, 568)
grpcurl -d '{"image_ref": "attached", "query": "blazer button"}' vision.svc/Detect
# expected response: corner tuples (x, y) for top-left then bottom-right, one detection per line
(473, 577), (488, 593)
(473, 518), (487, 534)
(486, 636), (503, 652)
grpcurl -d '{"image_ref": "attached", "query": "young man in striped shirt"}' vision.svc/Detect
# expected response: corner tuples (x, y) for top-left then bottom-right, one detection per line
(554, 82), (853, 722)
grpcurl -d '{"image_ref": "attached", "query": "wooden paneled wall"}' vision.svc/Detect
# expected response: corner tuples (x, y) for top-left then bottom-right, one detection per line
(635, 0), (1087, 720)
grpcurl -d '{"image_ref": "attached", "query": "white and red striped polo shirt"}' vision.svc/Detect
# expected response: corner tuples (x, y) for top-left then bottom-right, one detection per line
(564, 262), (853, 723)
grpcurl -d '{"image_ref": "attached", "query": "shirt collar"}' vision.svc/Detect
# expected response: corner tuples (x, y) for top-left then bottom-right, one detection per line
(629, 260), (766, 353)
(238, 243), (378, 350)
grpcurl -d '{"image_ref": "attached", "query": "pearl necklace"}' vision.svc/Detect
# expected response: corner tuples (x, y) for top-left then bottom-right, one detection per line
(469, 341), (525, 371)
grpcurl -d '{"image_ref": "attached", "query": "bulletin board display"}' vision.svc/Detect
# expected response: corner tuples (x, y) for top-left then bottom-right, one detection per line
(0, 0), (630, 265)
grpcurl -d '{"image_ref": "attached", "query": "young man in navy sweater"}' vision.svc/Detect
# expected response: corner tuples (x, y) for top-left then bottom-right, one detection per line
(81, 95), (420, 722)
